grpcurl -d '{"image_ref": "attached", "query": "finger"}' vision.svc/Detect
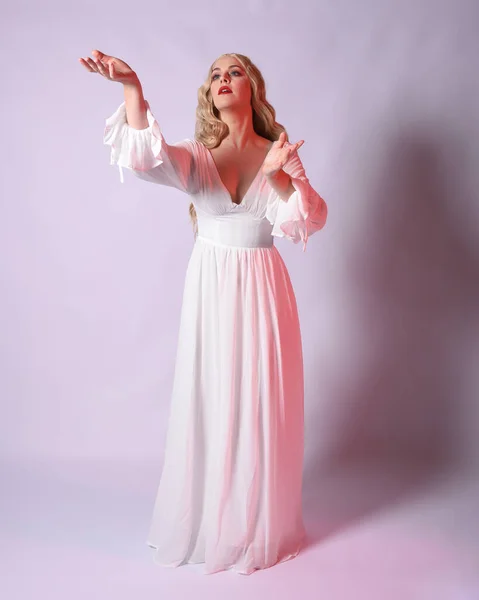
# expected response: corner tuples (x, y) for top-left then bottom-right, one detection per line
(95, 59), (108, 77)
(79, 58), (95, 72)
(276, 131), (288, 148)
(288, 140), (304, 153)
(85, 57), (100, 72)
(92, 49), (106, 60)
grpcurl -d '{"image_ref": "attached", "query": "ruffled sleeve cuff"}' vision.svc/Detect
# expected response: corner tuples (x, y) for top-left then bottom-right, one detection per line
(103, 100), (164, 183)
(265, 174), (328, 252)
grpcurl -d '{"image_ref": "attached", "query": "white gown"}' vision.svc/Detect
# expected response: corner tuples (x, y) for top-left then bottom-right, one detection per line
(103, 100), (328, 575)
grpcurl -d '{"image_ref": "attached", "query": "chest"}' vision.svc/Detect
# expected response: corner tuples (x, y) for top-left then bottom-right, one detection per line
(207, 143), (272, 206)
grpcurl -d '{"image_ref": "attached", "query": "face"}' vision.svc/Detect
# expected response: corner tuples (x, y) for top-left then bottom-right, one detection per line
(209, 56), (251, 111)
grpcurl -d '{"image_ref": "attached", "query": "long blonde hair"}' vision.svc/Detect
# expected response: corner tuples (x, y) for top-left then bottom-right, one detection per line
(188, 53), (288, 236)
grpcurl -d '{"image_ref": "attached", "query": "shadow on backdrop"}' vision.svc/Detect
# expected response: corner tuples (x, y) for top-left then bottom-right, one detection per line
(302, 119), (479, 548)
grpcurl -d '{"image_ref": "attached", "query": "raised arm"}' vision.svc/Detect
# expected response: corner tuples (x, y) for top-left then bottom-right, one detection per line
(79, 50), (196, 193)
(122, 76), (149, 130)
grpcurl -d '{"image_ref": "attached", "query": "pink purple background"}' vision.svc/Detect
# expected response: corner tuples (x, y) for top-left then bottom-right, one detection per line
(2, 0), (479, 597)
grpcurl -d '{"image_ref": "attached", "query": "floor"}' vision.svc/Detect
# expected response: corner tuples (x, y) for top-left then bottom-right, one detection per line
(2, 458), (478, 600)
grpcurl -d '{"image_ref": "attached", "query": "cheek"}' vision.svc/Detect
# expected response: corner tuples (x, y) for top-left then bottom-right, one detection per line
(237, 79), (251, 95)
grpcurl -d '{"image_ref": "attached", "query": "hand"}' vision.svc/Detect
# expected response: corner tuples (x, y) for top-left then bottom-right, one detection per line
(78, 49), (139, 85)
(262, 132), (304, 178)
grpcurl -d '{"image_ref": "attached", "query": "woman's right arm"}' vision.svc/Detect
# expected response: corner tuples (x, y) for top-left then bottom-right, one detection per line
(123, 78), (149, 130)
(80, 47), (149, 127)
(79, 50), (196, 192)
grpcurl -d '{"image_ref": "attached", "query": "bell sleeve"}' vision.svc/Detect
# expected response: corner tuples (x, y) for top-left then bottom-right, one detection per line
(265, 150), (328, 252)
(103, 100), (195, 193)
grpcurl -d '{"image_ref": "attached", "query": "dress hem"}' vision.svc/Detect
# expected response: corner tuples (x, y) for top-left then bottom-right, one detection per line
(146, 532), (307, 576)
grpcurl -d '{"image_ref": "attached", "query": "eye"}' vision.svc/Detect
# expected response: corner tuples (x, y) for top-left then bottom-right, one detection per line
(211, 70), (242, 82)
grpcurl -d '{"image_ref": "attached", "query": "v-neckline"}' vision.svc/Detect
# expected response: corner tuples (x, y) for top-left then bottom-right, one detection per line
(204, 141), (274, 207)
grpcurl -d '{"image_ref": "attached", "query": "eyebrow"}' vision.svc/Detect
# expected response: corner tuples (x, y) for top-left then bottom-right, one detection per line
(211, 64), (243, 73)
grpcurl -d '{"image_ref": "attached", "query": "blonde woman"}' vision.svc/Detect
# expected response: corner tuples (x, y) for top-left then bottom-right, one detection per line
(79, 49), (328, 575)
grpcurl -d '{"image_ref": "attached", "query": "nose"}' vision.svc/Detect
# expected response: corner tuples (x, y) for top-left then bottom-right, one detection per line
(220, 73), (230, 84)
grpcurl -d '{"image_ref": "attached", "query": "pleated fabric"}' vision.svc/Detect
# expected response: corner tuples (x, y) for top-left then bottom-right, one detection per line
(103, 99), (328, 575)
(146, 236), (306, 575)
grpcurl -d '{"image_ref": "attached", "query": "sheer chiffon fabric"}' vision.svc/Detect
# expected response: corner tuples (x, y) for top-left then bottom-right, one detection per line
(103, 101), (327, 574)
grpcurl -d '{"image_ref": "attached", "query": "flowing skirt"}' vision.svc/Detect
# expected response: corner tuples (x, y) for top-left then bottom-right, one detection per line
(146, 235), (306, 575)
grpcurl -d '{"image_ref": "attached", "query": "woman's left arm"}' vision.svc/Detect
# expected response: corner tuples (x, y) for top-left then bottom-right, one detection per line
(263, 139), (328, 252)
(264, 168), (296, 202)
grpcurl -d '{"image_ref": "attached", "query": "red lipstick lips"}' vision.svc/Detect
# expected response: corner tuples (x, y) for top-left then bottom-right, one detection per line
(218, 85), (232, 95)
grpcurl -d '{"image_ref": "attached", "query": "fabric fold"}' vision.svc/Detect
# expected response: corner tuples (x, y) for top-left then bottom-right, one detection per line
(103, 101), (195, 192)
(265, 153), (328, 252)
(103, 100), (164, 183)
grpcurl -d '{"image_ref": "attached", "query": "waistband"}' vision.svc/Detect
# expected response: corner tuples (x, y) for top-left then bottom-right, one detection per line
(196, 216), (274, 248)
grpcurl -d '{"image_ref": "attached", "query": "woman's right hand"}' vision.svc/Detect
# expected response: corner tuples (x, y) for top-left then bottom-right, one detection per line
(78, 49), (139, 85)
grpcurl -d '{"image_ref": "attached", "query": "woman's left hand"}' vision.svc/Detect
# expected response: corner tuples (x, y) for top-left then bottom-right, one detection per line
(262, 132), (304, 178)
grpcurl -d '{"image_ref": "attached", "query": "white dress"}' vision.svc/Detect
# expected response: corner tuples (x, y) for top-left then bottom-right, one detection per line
(103, 100), (328, 575)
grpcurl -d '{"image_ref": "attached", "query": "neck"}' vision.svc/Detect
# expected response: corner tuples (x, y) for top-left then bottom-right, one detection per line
(218, 106), (258, 150)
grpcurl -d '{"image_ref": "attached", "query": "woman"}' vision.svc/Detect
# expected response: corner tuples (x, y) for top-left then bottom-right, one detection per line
(79, 49), (328, 575)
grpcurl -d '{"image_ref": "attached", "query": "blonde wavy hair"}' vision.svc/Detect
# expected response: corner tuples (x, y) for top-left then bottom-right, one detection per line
(188, 53), (288, 236)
